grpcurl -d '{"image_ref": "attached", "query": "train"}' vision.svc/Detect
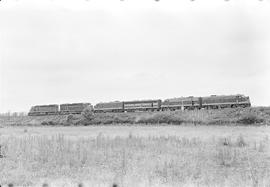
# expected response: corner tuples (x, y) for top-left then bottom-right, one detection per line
(28, 94), (251, 116)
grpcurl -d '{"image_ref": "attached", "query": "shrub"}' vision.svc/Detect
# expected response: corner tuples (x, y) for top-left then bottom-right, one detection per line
(237, 111), (264, 124)
(81, 106), (95, 121)
(41, 121), (49, 126)
(66, 114), (74, 124)
(41, 121), (57, 126)
(136, 112), (183, 125)
(48, 121), (56, 126)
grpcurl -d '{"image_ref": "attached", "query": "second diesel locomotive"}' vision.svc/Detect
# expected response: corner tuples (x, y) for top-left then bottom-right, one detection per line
(59, 103), (91, 115)
(94, 100), (161, 113)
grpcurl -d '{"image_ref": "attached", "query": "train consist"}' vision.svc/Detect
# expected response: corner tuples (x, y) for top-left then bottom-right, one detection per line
(28, 94), (251, 116)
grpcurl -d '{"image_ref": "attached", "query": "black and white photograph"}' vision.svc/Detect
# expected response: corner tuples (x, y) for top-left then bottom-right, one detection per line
(0, 0), (270, 186)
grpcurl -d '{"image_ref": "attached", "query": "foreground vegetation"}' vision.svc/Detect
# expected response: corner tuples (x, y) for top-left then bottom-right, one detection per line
(0, 130), (269, 186)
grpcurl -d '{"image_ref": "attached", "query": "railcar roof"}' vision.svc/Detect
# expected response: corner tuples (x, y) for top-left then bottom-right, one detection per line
(124, 99), (161, 104)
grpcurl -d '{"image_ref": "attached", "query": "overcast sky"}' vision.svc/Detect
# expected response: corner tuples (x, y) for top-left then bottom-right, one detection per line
(0, 0), (270, 113)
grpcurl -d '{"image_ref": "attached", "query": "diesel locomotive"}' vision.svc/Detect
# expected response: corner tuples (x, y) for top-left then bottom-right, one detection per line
(28, 104), (59, 116)
(28, 94), (251, 116)
(28, 103), (92, 116)
(161, 94), (250, 111)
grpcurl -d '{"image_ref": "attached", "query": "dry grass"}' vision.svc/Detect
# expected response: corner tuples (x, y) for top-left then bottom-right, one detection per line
(0, 126), (270, 187)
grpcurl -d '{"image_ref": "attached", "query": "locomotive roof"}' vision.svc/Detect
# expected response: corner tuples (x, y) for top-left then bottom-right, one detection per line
(33, 104), (58, 107)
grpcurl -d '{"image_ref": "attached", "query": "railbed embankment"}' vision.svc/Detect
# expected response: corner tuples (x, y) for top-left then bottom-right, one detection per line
(0, 107), (269, 126)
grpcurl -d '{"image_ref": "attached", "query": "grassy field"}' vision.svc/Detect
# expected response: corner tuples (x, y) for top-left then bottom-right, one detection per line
(0, 125), (270, 187)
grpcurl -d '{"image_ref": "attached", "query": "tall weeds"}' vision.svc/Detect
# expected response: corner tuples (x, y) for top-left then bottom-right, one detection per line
(0, 134), (269, 186)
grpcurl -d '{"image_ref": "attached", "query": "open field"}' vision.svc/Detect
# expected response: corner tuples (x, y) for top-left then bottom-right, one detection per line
(0, 125), (270, 187)
(0, 125), (270, 141)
